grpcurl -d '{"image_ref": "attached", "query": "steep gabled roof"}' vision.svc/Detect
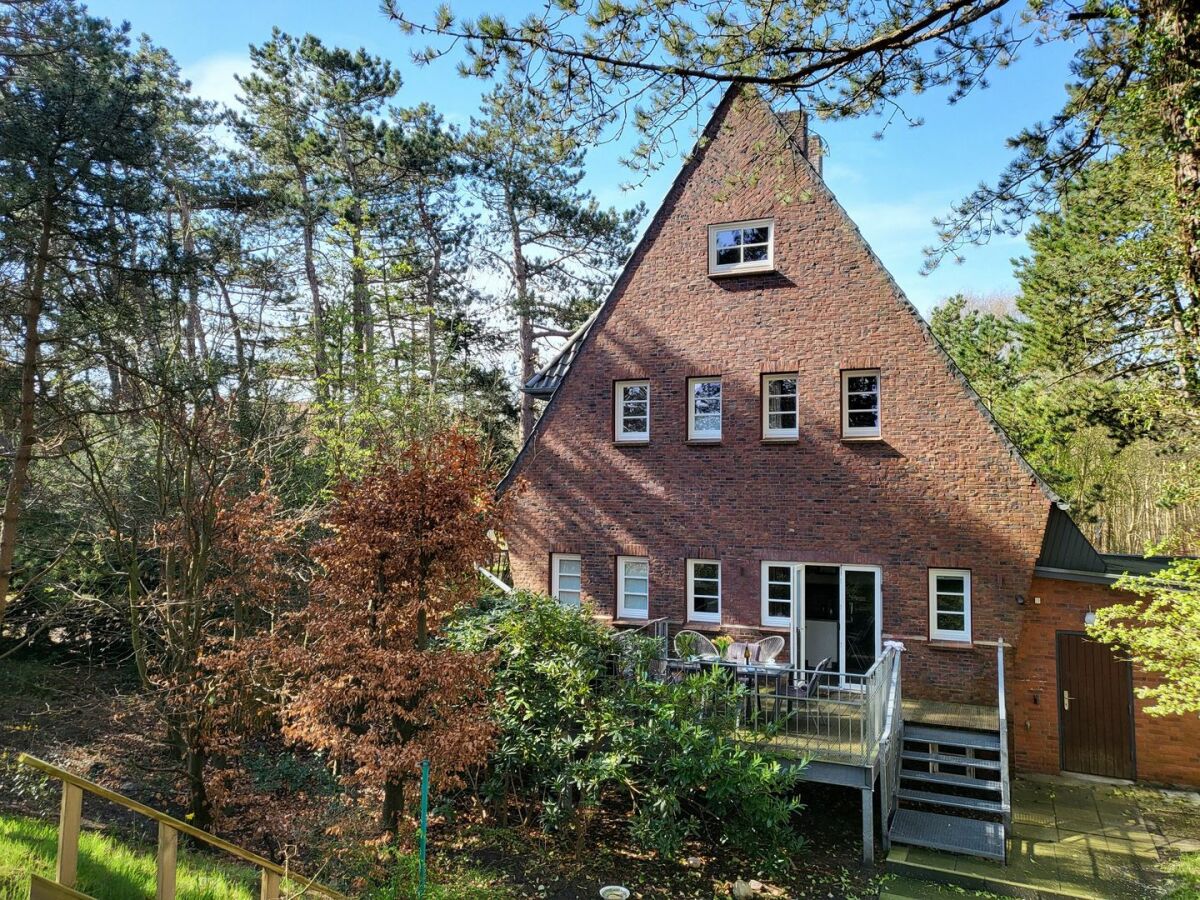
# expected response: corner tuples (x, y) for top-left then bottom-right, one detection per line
(524, 310), (598, 399)
(503, 85), (1062, 508)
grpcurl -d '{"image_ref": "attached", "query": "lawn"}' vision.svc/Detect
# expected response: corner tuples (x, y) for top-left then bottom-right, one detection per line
(0, 812), (259, 900)
(1169, 852), (1200, 899)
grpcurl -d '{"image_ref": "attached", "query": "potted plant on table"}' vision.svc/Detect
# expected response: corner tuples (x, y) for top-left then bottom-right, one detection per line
(712, 634), (734, 660)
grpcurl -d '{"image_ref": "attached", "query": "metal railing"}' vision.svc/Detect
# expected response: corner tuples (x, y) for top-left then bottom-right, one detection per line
(997, 638), (1011, 830)
(876, 646), (904, 849)
(18, 754), (346, 900)
(658, 646), (902, 767)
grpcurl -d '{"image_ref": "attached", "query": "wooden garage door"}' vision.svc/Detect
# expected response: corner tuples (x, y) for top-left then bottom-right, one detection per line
(1057, 631), (1135, 779)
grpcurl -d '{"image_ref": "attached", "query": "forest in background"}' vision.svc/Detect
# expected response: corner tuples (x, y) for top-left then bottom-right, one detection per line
(0, 0), (1197, 881)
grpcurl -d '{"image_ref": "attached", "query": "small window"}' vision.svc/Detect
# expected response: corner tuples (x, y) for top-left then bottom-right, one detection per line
(687, 377), (722, 440)
(687, 559), (721, 623)
(761, 562), (794, 627)
(708, 219), (773, 275)
(615, 380), (650, 442)
(929, 568), (971, 642)
(763, 374), (798, 439)
(617, 556), (649, 619)
(842, 369), (880, 438)
(552, 554), (581, 608)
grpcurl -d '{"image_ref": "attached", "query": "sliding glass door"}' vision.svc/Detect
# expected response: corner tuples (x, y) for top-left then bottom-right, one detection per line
(779, 563), (881, 682)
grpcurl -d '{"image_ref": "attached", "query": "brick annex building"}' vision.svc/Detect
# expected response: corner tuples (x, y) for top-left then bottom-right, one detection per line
(499, 86), (1200, 794)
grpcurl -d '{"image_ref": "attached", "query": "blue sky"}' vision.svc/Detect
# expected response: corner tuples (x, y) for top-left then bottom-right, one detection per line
(90, 0), (1079, 316)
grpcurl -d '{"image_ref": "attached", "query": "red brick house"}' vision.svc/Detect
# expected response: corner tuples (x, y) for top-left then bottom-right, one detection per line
(498, 85), (1199, 860)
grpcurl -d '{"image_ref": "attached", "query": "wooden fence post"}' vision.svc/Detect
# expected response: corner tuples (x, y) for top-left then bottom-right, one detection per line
(156, 822), (178, 900)
(56, 781), (83, 888)
(260, 869), (281, 900)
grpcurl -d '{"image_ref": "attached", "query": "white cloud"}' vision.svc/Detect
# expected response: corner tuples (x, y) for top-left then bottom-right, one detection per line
(182, 54), (246, 112)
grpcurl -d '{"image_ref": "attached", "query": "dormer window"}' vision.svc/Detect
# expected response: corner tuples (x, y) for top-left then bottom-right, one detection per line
(708, 219), (773, 275)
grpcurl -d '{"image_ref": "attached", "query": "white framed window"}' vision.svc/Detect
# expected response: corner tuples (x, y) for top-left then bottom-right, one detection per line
(687, 377), (722, 440)
(760, 562), (794, 627)
(551, 554), (581, 608)
(617, 556), (649, 619)
(687, 559), (721, 623)
(614, 380), (650, 442)
(929, 568), (971, 642)
(708, 219), (774, 275)
(762, 374), (799, 439)
(842, 369), (881, 438)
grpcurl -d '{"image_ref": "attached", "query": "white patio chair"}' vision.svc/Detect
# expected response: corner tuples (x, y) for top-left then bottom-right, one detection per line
(673, 629), (719, 661)
(754, 635), (785, 664)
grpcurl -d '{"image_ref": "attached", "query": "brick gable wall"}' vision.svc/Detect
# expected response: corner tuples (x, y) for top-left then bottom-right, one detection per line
(504, 88), (1051, 706)
(1013, 576), (1200, 786)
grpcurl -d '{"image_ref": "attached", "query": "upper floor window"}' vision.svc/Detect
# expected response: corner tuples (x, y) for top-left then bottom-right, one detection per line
(687, 559), (722, 623)
(687, 377), (722, 441)
(763, 374), (799, 439)
(842, 369), (881, 439)
(708, 219), (774, 275)
(617, 555), (649, 619)
(552, 553), (581, 608)
(929, 568), (971, 642)
(615, 380), (650, 442)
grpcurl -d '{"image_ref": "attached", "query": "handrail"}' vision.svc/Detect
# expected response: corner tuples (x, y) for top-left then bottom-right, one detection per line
(996, 639), (1011, 829)
(477, 565), (514, 594)
(18, 754), (347, 899)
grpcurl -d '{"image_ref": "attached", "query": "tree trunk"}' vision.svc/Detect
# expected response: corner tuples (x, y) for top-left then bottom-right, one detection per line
(296, 170), (330, 402)
(0, 197), (52, 633)
(382, 777), (405, 834)
(506, 191), (538, 441)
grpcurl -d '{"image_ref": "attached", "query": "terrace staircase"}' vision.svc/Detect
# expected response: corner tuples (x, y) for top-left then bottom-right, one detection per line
(885, 643), (1012, 863)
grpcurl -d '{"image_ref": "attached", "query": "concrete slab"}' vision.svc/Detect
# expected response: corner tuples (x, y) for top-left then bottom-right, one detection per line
(886, 774), (1187, 900)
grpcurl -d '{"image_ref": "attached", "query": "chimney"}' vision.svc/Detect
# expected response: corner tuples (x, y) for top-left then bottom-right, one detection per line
(777, 106), (824, 179)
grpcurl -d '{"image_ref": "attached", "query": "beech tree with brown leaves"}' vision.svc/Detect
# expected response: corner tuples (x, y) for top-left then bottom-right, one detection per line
(278, 427), (506, 835)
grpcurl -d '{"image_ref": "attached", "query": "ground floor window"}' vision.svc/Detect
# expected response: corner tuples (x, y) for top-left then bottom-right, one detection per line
(617, 555), (649, 619)
(687, 559), (721, 623)
(551, 553), (581, 607)
(929, 568), (971, 641)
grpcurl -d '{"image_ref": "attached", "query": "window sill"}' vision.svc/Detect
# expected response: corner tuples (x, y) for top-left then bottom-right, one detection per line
(708, 267), (778, 280)
(926, 639), (974, 651)
(687, 618), (722, 627)
(841, 435), (883, 443)
(613, 616), (650, 625)
(685, 439), (722, 447)
(613, 440), (650, 448)
(761, 436), (799, 444)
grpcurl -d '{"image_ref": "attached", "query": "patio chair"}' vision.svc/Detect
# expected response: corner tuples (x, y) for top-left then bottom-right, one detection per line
(781, 657), (832, 705)
(754, 635), (785, 664)
(673, 629), (719, 661)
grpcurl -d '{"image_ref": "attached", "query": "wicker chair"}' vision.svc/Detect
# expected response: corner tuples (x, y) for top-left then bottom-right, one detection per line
(673, 629), (719, 661)
(754, 635), (785, 664)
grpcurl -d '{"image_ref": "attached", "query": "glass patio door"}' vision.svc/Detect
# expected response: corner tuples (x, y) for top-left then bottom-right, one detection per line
(840, 567), (881, 680)
(788, 564), (881, 684)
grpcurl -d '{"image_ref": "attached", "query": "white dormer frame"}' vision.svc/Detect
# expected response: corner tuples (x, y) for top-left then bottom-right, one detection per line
(708, 219), (774, 275)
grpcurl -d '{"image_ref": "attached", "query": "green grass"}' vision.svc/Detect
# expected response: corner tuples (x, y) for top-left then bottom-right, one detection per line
(0, 812), (261, 900)
(1168, 851), (1200, 899)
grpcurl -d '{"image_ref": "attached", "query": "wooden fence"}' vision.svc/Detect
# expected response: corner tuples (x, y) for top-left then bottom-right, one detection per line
(18, 754), (348, 900)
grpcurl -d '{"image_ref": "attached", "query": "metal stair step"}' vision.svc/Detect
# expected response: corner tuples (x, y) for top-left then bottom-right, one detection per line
(898, 787), (1006, 814)
(904, 724), (1000, 751)
(889, 808), (1006, 861)
(900, 768), (1002, 792)
(901, 749), (1001, 769)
